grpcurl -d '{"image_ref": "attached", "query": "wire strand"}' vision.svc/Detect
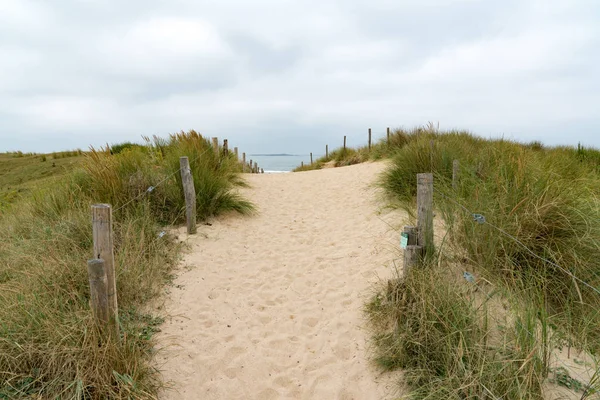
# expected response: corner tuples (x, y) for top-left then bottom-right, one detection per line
(434, 187), (600, 297)
(113, 147), (213, 213)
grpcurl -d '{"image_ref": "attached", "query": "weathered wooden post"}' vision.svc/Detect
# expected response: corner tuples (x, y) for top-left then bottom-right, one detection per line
(242, 153), (246, 172)
(326, 145), (329, 159)
(212, 137), (219, 153)
(91, 204), (119, 338)
(253, 161), (258, 173)
(249, 159), (253, 173)
(368, 128), (372, 151)
(452, 160), (460, 190)
(417, 173), (434, 256)
(87, 258), (109, 324)
(179, 157), (197, 234)
(301, 161), (304, 168)
(234, 147), (238, 159)
(261, 168), (264, 174)
(223, 139), (229, 156)
(404, 245), (423, 272)
(310, 153), (313, 165)
(387, 127), (390, 144)
(343, 136), (347, 150)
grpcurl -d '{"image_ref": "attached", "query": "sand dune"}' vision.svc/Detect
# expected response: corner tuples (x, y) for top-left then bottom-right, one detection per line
(157, 162), (405, 399)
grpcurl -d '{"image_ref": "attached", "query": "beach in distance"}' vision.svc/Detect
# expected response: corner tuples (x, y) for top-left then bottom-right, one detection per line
(249, 154), (317, 172)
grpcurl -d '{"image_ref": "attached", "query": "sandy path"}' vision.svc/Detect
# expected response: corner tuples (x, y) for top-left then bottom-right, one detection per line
(157, 162), (404, 399)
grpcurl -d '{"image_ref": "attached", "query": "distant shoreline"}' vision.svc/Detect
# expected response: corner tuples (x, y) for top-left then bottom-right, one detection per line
(249, 153), (301, 157)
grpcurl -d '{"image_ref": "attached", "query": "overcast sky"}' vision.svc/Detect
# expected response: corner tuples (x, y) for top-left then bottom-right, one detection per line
(1, 0), (599, 154)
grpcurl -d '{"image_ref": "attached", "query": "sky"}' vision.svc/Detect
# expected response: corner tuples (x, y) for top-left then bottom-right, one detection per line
(1, 0), (599, 154)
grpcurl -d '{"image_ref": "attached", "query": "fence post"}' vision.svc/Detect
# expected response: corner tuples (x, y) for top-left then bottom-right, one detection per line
(387, 127), (390, 144)
(87, 258), (109, 324)
(234, 147), (238, 159)
(223, 139), (229, 156)
(253, 161), (258, 173)
(261, 168), (264, 174)
(242, 152), (246, 172)
(212, 137), (219, 153)
(179, 157), (197, 235)
(326, 145), (329, 159)
(452, 160), (459, 190)
(417, 173), (434, 256)
(91, 204), (119, 338)
(368, 128), (372, 151)
(301, 161), (304, 168)
(343, 136), (347, 150)
(310, 153), (313, 165)
(404, 245), (423, 272)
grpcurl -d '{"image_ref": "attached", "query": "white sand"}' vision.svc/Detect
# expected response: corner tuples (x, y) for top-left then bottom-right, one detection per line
(157, 162), (405, 399)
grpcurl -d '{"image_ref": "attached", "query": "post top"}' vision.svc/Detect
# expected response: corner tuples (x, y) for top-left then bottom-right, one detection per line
(92, 203), (111, 209)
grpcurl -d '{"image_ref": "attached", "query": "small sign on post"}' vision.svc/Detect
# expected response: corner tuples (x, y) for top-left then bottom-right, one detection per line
(400, 232), (409, 249)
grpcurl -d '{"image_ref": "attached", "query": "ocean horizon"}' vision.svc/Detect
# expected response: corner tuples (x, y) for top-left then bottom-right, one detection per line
(246, 154), (321, 172)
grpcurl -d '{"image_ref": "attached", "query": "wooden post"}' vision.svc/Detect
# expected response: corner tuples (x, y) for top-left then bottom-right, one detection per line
(212, 137), (219, 153)
(249, 159), (253, 173)
(223, 139), (229, 156)
(179, 157), (197, 234)
(404, 245), (423, 272)
(87, 259), (109, 324)
(261, 168), (264, 174)
(234, 147), (238, 159)
(368, 128), (372, 151)
(253, 161), (258, 173)
(452, 160), (460, 190)
(301, 161), (304, 168)
(326, 145), (329, 159)
(310, 153), (313, 165)
(387, 127), (390, 144)
(343, 136), (346, 150)
(242, 152), (246, 172)
(91, 204), (119, 338)
(417, 173), (434, 256)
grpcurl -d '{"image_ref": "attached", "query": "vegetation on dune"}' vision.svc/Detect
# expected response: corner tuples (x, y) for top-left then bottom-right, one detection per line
(0, 152), (84, 210)
(366, 128), (600, 399)
(0, 130), (253, 399)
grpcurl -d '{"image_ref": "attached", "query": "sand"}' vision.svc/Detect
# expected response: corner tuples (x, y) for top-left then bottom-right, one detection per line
(156, 162), (405, 399)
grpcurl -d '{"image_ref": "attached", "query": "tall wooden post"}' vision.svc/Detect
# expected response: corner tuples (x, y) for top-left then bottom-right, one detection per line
(223, 139), (229, 156)
(92, 204), (119, 338)
(87, 259), (109, 324)
(261, 168), (264, 174)
(234, 147), (238, 159)
(310, 153), (313, 165)
(452, 160), (460, 190)
(417, 173), (434, 256)
(242, 153), (246, 172)
(326, 145), (329, 159)
(343, 136), (347, 150)
(368, 128), (372, 151)
(180, 157), (197, 234)
(301, 161), (304, 168)
(212, 137), (219, 153)
(387, 127), (390, 144)
(253, 161), (258, 173)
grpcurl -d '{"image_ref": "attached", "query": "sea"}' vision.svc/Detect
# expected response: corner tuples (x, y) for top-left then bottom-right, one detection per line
(247, 154), (319, 173)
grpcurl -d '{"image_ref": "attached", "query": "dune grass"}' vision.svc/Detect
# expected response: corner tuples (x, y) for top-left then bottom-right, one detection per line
(0, 130), (253, 399)
(366, 128), (600, 399)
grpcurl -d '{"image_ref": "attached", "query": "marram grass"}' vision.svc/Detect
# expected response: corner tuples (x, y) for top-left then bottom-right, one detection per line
(0, 130), (253, 399)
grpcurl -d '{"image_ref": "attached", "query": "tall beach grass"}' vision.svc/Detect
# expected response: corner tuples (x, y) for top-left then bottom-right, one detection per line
(367, 128), (600, 398)
(0, 130), (253, 398)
